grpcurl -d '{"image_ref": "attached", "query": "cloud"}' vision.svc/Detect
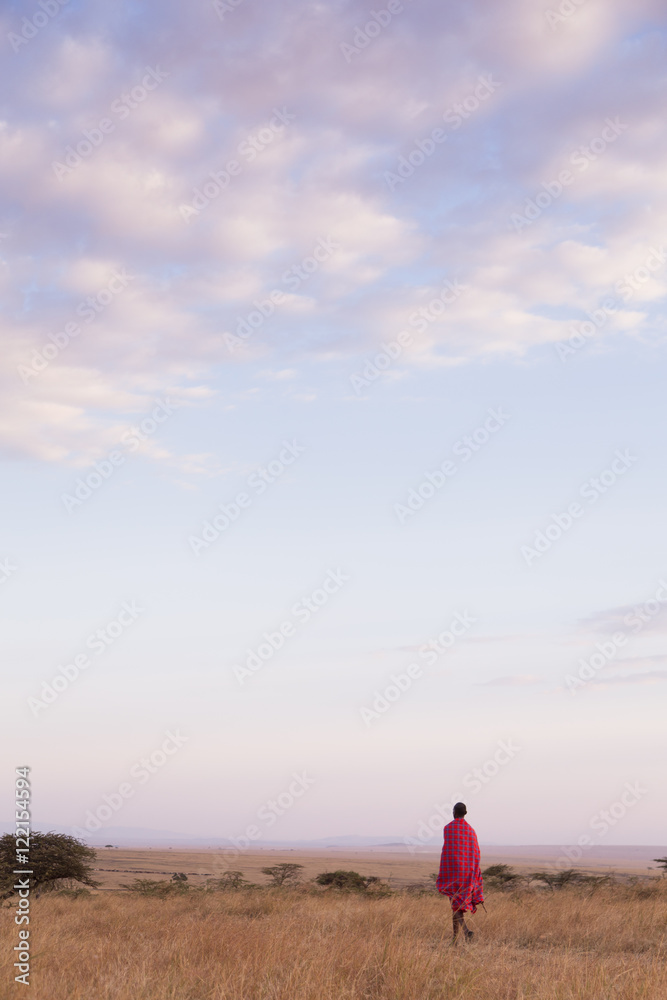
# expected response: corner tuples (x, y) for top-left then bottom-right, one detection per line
(593, 655), (667, 687)
(465, 633), (536, 644)
(3, 0), (667, 462)
(578, 589), (667, 635)
(480, 674), (542, 686)
(590, 670), (667, 687)
(610, 655), (667, 670)
(258, 368), (298, 380)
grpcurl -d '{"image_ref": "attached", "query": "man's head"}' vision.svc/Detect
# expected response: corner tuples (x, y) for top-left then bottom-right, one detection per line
(453, 802), (467, 819)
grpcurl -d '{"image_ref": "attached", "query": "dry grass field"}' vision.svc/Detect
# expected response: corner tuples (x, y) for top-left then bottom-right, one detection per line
(2, 857), (666, 999)
(87, 845), (449, 891)
(85, 844), (663, 890)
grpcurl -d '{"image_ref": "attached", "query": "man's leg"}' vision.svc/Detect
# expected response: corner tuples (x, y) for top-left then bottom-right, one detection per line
(452, 908), (474, 942)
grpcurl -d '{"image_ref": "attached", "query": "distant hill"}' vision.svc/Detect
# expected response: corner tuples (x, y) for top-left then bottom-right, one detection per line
(2, 824), (662, 858)
(0, 822), (410, 848)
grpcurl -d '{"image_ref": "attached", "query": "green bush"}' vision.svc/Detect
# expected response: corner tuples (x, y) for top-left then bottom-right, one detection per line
(482, 864), (523, 890)
(122, 878), (190, 897)
(403, 881), (436, 895)
(314, 870), (386, 892)
(205, 871), (254, 891)
(528, 869), (610, 890)
(0, 832), (98, 897)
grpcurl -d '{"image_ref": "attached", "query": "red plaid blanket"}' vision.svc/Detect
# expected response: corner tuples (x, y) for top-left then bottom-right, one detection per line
(436, 817), (484, 912)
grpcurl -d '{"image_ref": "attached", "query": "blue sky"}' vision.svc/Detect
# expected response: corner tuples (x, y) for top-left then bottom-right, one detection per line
(2, 0), (666, 847)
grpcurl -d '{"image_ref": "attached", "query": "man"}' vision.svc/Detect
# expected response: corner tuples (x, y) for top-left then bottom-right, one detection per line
(436, 802), (484, 942)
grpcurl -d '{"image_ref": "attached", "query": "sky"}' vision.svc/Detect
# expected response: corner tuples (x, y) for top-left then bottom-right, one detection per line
(2, 0), (667, 850)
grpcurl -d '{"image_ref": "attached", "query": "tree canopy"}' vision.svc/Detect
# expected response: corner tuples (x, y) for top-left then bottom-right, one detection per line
(0, 832), (98, 897)
(260, 863), (304, 887)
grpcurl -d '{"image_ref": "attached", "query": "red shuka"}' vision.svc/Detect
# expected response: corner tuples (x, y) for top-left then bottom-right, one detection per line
(436, 817), (484, 912)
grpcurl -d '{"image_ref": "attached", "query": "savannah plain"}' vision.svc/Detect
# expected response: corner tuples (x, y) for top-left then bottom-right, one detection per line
(2, 846), (665, 1000)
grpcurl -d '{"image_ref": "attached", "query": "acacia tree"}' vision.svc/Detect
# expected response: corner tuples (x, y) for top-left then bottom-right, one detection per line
(653, 857), (667, 875)
(260, 863), (304, 887)
(209, 871), (250, 890)
(0, 832), (98, 897)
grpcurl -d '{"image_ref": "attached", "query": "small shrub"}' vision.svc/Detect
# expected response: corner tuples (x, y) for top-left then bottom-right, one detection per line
(623, 877), (662, 900)
(403, 882), (435, 895)
(314, 870), (389, 893)
(527, 869), (609, 890)
(206, 871), (254, 891)
(122, 879), (190, 897)
(482, 864), (523, 891)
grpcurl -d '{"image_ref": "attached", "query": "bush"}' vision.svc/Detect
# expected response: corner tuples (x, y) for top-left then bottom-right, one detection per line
(314, 870), (387, 892)
(528, 869), (610, 890)
(0, 832), (98, 898)
(403, 881), (436, 895)
(205, 871), (254, 891)
(482, 864), (523, 891)
(122, 879), (190, 897)
(622, 878), (662, 900)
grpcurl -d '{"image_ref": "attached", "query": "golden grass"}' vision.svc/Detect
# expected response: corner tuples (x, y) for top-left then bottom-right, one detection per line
(88, 846), (445, 891)
(88, 847), (661, 890)
(2, 884), (666, 999)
